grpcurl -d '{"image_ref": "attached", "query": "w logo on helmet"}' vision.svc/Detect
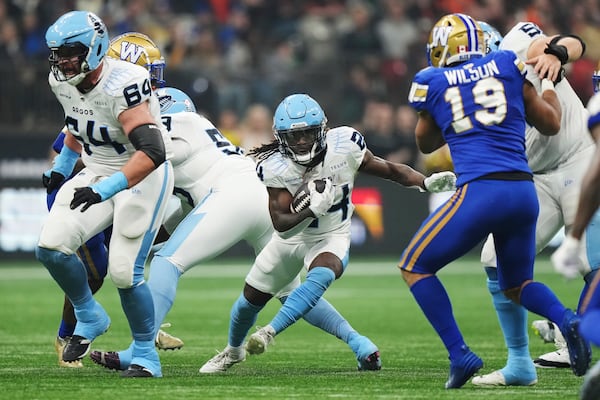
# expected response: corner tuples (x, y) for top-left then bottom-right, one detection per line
(119, 42), (144, 63)
(431, 26), (453, 46)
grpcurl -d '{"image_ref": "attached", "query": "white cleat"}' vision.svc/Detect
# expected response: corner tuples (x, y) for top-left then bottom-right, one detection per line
(531, 320), (558, 343)
(155, 323), (184, 350)
(533, 346), (571, 369)
(199, 346), (245, 373)
(472, 370), (537, 387)
(246, 325), (276, 355)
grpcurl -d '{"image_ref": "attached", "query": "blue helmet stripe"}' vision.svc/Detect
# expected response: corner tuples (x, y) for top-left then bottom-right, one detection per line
(457, 13), (478, 52)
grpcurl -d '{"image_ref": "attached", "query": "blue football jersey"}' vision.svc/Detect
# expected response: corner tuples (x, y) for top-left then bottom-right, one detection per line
(408, 50), (532, 186)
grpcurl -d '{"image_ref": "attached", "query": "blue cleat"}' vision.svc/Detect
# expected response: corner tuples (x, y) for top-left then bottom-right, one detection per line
(445, 346), (483, 389)
(559, 309), (591, 377)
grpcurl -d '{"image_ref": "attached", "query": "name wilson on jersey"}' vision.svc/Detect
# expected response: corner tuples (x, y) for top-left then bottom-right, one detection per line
(443, 59), (500, 85)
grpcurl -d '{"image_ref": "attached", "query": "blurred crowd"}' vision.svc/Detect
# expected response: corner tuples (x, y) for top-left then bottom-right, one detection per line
(1, 0), (600, 169)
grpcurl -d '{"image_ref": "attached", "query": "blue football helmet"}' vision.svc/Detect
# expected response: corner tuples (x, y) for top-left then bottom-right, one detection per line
(273, 94), (327, 166)
(156, 87), (197, 114)
(594, 61), (600, 93)
(427, 13), (485, 67)
(46, 11), (109, 86)
(478, 21), (503, 54)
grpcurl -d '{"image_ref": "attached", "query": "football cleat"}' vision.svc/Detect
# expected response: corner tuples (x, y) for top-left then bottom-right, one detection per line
(54, 336), (83, 368)
(90, 350), (125, 370)
(63, 335), (93, 363)
(358, 351), (382, 371)
(531, 319), (558, 343)
(199, 346), (246, 374)
(63, 302), (110, 362)
(533, 346), (571, 369)
(246, 325), (276, 355)
(559, 309), (591, 376)
(155, 323), (184, 351)
(472, 369), (537, 386)
(445, 346), (483, 389)
(121, 364), (154, 378)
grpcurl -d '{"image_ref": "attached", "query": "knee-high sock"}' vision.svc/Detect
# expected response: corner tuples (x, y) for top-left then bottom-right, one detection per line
(519, 282), (566, 324)
(485, 267), (530, 360)
(279, 295), (358, 343)
(270, 267), (336, 334)
(36, 247), (95, 315)
(147, 256), (182, 337)
(119, 283), (155, 342)
(229, 293), (265, 347)
(409, 275), (465, 361)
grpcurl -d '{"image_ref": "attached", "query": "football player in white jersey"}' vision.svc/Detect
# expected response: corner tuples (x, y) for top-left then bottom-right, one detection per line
(90, 34), (401, 374)
(199, 93), (457, 373)
(36, 11), (174, 378)
(552, 63), (600, 400)
(472, 22), (595, 386)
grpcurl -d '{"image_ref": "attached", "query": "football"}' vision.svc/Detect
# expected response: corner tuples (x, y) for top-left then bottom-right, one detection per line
(290, 179), (327, 213)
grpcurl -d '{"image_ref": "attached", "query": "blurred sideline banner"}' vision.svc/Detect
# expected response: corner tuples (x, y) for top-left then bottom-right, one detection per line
(0, 135), (431, 260)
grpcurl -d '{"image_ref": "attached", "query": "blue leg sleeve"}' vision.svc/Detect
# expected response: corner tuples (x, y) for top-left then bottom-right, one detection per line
(229, 293), (265, 347)
(270, 267), (335, 334)
(118, 283), (155, 342)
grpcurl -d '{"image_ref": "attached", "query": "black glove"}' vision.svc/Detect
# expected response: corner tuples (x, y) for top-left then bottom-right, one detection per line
(42, 171), (66, 194)
(70, 187), (102, 212)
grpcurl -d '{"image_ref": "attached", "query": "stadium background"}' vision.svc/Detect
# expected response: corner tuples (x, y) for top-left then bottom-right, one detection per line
(1, 0), (599, 260)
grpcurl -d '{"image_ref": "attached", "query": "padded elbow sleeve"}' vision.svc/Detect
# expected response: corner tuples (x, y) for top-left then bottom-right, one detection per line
(129, 123), (166, 167)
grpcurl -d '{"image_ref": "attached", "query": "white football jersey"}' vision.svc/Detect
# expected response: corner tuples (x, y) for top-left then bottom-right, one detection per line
(500, 22), (593, 173)
(49, 57), (172, 176)
(257, 126), (366, 238)
(159, 111), (253, 208)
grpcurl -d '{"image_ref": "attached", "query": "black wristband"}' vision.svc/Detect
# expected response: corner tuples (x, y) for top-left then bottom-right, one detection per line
(544, 36), (569, 65)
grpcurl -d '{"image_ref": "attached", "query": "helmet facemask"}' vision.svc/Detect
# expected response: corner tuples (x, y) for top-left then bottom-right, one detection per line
(49, 42), (90, 85)
(275, 124), (326, 166)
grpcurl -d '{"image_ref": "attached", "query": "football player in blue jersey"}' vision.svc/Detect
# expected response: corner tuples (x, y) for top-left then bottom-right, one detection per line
(399, 13), (591, 389)
(472, 21), (594, 386)
(198, 93), (457, 373)
(552, 64), (600, 400)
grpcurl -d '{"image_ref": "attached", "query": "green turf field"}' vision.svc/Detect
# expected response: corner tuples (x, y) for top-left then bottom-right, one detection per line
(0, 255), (589, 399)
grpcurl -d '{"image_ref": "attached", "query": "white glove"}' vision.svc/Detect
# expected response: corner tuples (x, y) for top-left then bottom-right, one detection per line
(423, 171), (457, 193)
(551, 235), (583, 280)
(308, 178), (335, 218)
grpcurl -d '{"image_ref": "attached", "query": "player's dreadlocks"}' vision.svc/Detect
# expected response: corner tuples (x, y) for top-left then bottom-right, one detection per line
(248, 140), (280, 162)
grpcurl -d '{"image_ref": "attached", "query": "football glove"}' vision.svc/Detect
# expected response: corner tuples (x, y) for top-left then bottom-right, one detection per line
(551, 235), (583, 280)
(42, 170), (66, 194)
(308, 178), (335, 218)
(423, 171), (456, 193)
(70, 187), (102, 212)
